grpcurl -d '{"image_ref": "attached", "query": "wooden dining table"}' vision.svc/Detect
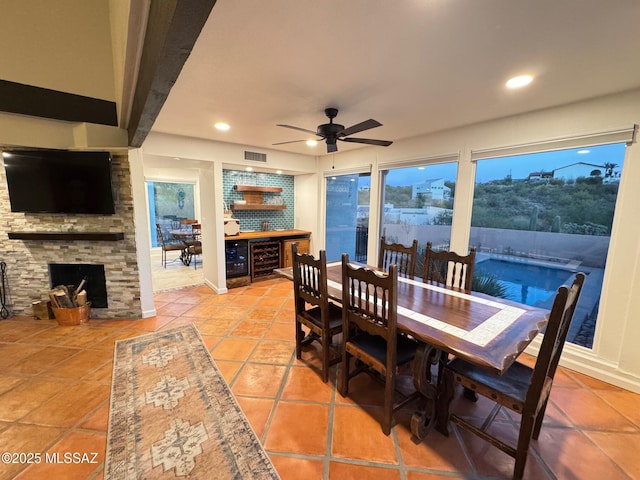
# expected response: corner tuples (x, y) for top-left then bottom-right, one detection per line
(275, 260), (550, 439)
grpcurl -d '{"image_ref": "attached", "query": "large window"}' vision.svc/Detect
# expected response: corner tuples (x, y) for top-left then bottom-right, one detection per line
(325, 173), (371, 262)
(469, 144), (626, 348)
(379, 162), (459, 276)
(147, 181), (196, 248)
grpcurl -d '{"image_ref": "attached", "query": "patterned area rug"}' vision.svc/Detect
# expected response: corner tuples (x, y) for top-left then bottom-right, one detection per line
(105, 324), (280, 479)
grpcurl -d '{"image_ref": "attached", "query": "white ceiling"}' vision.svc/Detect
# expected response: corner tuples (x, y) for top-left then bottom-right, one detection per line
(151, 0), (640, 157)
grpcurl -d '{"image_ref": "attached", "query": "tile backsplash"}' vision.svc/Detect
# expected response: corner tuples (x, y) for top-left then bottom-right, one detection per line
(222, 170), (295, 231)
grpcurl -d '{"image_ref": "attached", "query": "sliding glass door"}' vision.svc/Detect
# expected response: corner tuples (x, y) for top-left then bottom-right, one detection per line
(325, 173), (371, 262)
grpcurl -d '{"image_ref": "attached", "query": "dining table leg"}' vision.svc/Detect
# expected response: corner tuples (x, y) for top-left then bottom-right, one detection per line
(410, 343), (447, 440)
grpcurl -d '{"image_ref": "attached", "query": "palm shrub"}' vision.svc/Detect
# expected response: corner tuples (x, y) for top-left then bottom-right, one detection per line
(471, 272), (509, 298)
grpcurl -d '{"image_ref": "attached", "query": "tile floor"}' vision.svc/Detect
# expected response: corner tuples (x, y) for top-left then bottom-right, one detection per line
(0, 278), (639, 479)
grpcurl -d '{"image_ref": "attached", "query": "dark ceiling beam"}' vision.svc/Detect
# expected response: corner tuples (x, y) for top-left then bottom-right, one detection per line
(128, 0), (218, 147)
(0, 79), (118, 126)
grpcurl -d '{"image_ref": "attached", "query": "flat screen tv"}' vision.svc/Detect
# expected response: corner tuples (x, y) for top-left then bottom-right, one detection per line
(2, 149), (116, 215)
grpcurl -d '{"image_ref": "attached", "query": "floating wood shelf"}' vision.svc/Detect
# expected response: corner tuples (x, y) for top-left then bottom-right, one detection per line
(232, 185), (286, 210)
(231, 204), (286, 211)
(8, 232), (125, 241)
(233, 185), (282, 193)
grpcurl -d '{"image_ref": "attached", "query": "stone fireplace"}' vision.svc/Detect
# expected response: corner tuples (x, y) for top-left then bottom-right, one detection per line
(0, 154), (143, 319)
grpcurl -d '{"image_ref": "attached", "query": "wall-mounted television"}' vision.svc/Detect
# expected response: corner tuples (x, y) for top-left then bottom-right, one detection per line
(2, 149), (116, 215)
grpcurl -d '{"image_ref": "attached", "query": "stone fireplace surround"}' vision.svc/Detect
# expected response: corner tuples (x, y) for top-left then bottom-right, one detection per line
(0, 153), (143, 319)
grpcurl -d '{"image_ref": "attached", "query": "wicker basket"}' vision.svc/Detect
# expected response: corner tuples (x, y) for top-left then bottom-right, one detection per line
(53, 302), (91, 326)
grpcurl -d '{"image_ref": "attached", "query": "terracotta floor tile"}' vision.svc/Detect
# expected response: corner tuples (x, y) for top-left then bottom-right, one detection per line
(0, 344), (44, 369)
(0, 377), (71, 422)
(211, 337), (259, 361)
(15, 430), (105, 480)
(329, 461), (401, 480)
(264, 321), (296, 340)
(249, 339), (295, 365)
(154, 301), (195, 317)
(595, 389), (640, 427)
(5, 346), (81, 375)
(246, 307), (280, 322)
(0, 373), (23, 395)
(235, 396), (275, 438)
(256, 296), (287, 308)
(551, 387), (637, 431)
(270, 455), (324, 480)
(197, 317), (238, 336)
(22, 382), (110, 428)
(231, 363), (287, 398)
(213, 359), (243, 383)
(1, 281), (638, 480)
(534, 427), (630, 479)
(331, 405), (398, 464)
(264, 401), (329, 455)
(394, 412), (473, 473)
(0, 424), (65, 480)
(79, 401), (110, 432)
(456, 422), (553, 479)
(231, 320), (271, 338)
(45, 349), (113, 380)
(585, 430), (640, 479)
(280, 366), (334, 403)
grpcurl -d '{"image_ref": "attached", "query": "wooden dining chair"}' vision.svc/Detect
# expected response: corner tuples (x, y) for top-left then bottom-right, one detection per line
(442, 272), (586, 480)
(339, 253), (420, 434)
(378, 236), (418, 278)
(186, 224), (202, 269)
(155, 224), (184, 268)
(423, 241), (476, 291)
(291, 244), (343, 382)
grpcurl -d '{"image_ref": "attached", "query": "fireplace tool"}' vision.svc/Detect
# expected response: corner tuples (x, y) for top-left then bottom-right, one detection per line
(0, 261), (9, 319)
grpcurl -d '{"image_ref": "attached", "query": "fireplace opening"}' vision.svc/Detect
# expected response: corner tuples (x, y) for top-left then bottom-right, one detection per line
(48, 264), (108, 308)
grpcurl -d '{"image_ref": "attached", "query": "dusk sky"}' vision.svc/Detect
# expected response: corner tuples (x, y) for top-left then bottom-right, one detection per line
(380, 143), (626, 186)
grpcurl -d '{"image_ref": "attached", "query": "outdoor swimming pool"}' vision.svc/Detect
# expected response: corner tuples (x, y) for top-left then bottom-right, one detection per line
(475, 259), (577, 308)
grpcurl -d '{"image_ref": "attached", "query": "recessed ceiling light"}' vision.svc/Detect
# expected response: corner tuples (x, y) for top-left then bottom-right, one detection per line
(306, 140), (318, 147)
(577, 149), (590, 154)
(214, 122), (230, 131)
(506, 75), (533, 89)
(245, 167), (253, 172)
(276, 170), (283, 174)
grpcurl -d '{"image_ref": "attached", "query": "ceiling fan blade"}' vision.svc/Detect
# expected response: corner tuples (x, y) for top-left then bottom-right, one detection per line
(272, 139), (308, 145)
(337, 119), (382, 137)
(341, 137), (393, 147)
(276, 124), (319, 135)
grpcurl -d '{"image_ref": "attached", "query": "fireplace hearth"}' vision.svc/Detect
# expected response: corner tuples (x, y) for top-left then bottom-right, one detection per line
(48, 264), (108, 308)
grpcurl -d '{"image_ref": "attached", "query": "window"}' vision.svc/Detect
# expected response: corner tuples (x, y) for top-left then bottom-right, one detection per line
(147, 181), (196, 248)
(469, 143), (626, 348)
(379, 161), (458, 276)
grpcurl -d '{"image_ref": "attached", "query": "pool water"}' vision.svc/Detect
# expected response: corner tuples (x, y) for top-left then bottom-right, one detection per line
(475, 259), (576, 307)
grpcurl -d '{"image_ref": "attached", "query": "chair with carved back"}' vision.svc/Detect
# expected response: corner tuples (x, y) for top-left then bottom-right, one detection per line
(291, 244), (343, 383)
(442, 272), (585, 480)
(186, 224), (202, 269)
(339, 253), (420, 434)
(422, 242), (476, 291)
(155, 224), (185, 268)
(378, 236), (418, 278)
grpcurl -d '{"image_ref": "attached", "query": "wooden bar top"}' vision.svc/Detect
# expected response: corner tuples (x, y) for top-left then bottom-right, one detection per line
(225, 229), (311, 241)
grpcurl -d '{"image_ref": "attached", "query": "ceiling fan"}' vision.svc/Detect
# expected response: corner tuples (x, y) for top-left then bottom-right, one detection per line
(273, 107), (393, 153)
